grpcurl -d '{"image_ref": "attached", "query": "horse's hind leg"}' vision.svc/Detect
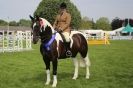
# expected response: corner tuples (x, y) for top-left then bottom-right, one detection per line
(81, 53), (90, 79)
(84, 53), (90, 79)
(72, 57), (79, 80)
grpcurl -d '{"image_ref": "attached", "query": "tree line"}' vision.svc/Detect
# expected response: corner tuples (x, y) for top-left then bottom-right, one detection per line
(111, 17), (133, 30)
(0, 19), (31, 27)
(1, 17), (132, 31)
(80, 17), (111, 30)
(80, 17), (133, 31)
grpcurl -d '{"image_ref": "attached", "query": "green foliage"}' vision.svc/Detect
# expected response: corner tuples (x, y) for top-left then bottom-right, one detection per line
(9, 21), (19, 26)
(0, 19), (8, 26)
(95, 17), (111, 30)
(0, 19), (31, 27)
(0, 40), (133, 88)
(18, 19), (31, 27)
(80, 17), (94, 29)
(34, 0), (81, 29)
(7, 19), (31, 27)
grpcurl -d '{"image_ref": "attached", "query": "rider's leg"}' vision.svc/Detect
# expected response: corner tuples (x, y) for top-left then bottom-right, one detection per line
(62, 32), (70, 42)
(62, 32), (72, 56)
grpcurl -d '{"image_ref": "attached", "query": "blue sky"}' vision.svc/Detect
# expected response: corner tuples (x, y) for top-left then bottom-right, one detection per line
(0, 0), (133, 22)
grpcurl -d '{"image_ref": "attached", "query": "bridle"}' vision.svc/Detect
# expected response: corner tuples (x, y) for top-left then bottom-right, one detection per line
(32, 19), (44, 39)
(32, 18), (57, 51)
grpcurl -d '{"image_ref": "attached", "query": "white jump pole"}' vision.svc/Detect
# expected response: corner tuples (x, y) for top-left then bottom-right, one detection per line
(17, 31), (23, 51)
(0, 30), (4, 52)
(26, 31), (32, 49)
(0, 30), (32, 53)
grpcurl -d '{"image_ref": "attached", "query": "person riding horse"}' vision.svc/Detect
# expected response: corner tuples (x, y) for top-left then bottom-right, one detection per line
(53, 2), (72, 56)
(29, 2), (90, 87)
(29, 15), (90, 87)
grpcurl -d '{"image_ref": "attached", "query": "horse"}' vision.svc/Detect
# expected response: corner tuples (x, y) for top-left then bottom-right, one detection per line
(29, 15), (90, 87)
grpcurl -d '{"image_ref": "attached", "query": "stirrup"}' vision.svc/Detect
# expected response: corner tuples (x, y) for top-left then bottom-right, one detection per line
(66, 50), (72, 57)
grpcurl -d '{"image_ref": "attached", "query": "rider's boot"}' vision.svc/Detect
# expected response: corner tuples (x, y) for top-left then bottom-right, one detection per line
(65, 42), (72, 57)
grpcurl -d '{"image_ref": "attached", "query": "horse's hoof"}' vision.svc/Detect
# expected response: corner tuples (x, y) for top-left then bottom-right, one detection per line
(72, 76), (78, 80)
(52, 81), (57, 87)
(52, 84), (57, 87)
(86, 75), (90, 79)
(45, 81), (50, 85)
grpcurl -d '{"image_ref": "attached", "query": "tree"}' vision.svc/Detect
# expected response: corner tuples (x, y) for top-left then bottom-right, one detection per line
(124, 19), (128, 27)
(18, 19), (31, 27)
(124, 18), (133, 27)
(80, 17), (93, 29)
(0, 19), (8, 26)
(9, 21), (18, 26)
(129, 19), (133, 27)
(34, 0), (81, 29)
(95, 17), (111, 30)
(111, 17), (124, 30)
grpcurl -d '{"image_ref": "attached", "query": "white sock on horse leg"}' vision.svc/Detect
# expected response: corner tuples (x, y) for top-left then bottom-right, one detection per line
(45, 70), (51, 85)
(52, 75), (57, 87)
(72, 58), (78, 79)
(86, 66), (90, 79)
(84, 55), (90, 79)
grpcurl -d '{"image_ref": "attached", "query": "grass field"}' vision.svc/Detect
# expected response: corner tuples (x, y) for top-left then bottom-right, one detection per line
(0, 40), (133, 88)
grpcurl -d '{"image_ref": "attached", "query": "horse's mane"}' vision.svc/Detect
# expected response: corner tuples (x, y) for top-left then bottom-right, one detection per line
(40, 18), (55, 33)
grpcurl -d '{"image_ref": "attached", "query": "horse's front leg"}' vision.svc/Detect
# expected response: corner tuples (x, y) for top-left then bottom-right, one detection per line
(52, 59), (58, 87)
(43, 57), (51, 85)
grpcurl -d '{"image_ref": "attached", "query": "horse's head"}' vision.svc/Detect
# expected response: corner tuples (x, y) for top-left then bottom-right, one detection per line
(29, 15), (54, 44)
(29, 15), (41, 44)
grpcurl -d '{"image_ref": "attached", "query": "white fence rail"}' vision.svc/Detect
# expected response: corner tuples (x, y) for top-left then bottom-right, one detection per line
(0, 30), (32, 53)
(110, 36), (133, 40)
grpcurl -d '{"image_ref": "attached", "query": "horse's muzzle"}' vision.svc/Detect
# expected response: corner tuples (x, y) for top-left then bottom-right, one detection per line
(32, 37), (39, 44)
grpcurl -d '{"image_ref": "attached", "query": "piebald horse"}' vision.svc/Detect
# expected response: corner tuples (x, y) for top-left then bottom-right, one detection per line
(30, 15), (90, 87)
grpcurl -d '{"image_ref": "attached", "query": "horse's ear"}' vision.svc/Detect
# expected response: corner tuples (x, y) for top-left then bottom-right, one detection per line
(29, 15), (34, 21)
